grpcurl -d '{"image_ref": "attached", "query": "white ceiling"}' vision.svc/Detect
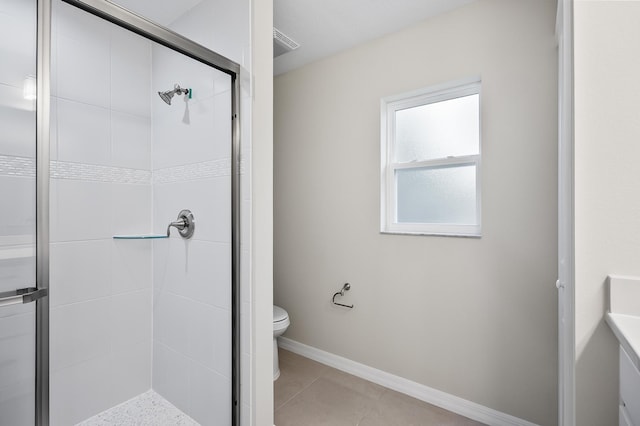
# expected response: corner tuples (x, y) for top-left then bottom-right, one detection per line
(274, 0), (476, 75)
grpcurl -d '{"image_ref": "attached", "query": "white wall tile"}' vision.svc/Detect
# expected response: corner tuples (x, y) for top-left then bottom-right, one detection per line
(0, 87), (36, 159)
(188, 361), (231, 426)
(50, 299), (110, 372)
(152, 96), (230, 169)
(50, 179), (111, 242)
(50, 97), (58, 161)
(50, 355), (114, 426)
(55, 4), (110, 107)
(109, 289), (152, 352)
(56, 99), (110, 165)
(152, 238), (187, 296)
(152, 342), (189, 414)
(202, 177), (233, 243)
(210, 90), (232, 157)
(110, 340), (152, 404)
(55, 0), (108, 40)
(187, 240), (231, 309)
(0, 1), (36, 88)
(111, 112), (151, 170)
(154, 177), (231, 243)
(50, 2), (58, 98)
(151, 45), (231, 170)
(50, 240), (111, 307)
(110, 26), (151, 117)
(0, 176), (36, 239)
(153, 291), (189, 353)
(152, 44), (216, 103)
(0, 258), (35, 306)
(150, 105), (184, 169)
(187, 301), (231, 377)
(0, 312), (35, 395)
(0, 375), (34, 426)
(111, 239), (152, 295)
(111, 183), (151, 236)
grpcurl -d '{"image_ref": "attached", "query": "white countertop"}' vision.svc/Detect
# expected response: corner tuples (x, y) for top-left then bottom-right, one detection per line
(606, 312), (640, 371)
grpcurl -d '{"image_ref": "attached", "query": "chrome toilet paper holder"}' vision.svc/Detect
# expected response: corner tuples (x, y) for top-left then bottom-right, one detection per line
(332, 283), (354, 309)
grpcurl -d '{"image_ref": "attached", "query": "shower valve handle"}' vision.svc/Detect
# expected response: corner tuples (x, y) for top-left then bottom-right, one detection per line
(166, 210), (195, 239)
(168, 219), (186, 230)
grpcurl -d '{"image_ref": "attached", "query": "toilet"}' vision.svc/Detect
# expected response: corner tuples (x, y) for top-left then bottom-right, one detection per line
(273, 305), (290, 380)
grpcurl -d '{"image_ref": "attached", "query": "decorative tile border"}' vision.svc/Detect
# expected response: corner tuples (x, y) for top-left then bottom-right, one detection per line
(0, 155), (242, 185)
(153, 158), (232, 184)
(51, 161), (152, 184)
(0, 155), (36, 178)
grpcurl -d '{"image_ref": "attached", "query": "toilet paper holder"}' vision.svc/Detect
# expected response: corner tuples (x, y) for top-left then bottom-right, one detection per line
(332, 283), (354, 309)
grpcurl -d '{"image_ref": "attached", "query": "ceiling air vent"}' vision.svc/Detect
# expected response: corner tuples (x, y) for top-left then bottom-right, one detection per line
(273, 27), (300, 58)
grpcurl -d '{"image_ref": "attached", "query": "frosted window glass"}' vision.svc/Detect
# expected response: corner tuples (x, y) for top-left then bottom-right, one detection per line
(396, 165), (476, 224)
(394, 94), (479, 162)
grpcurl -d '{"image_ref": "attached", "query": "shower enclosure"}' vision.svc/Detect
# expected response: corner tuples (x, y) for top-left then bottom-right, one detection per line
(0, 0), (241, 424)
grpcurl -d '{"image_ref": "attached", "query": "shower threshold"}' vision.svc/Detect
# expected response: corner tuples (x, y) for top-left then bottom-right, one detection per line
(76, 390), (198, 425)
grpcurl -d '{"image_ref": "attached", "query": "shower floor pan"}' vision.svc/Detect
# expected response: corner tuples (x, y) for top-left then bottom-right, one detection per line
(76, 390), (198, 425)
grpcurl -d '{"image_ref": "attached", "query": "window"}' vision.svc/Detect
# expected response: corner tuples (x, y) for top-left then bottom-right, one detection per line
(380, 78), (481, 237)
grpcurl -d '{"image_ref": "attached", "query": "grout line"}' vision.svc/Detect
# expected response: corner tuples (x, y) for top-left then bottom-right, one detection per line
(276, 355), (388, 426)
(274, 352), (329, 412)
(275, 372), (323, 413)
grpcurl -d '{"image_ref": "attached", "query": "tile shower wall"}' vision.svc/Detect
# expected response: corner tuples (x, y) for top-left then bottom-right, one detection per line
(151, 43), (232, 426)
(49, 3), (153, 425)
(161, 3), (253, 422)
(46, 0), (245, 424)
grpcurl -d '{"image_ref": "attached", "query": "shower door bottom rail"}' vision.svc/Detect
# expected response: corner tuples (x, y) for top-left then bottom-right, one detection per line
(0, 287), (48, 308)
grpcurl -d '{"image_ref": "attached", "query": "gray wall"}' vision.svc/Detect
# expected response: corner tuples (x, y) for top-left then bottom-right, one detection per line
(574, 1), (640, 425)
(273, 0), (558, 424)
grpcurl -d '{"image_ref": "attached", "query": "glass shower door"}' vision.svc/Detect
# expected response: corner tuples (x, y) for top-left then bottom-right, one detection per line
(0, 0), (40, 424)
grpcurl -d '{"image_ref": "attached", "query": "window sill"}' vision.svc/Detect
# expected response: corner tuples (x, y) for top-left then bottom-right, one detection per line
(380, 230), (482, 238)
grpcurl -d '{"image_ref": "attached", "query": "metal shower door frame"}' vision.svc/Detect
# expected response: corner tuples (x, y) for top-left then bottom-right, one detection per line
(39, 0), (243, 424)
(36, 0), (51, 423)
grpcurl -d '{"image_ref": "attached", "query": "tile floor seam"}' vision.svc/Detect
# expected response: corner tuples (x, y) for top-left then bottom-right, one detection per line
(275, 349), (487, 426)
(274, 372), (325, 412)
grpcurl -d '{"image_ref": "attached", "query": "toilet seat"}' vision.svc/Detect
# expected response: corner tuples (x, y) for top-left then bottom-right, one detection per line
(273, 305), (290, 381)
(273, 305), (289, 323)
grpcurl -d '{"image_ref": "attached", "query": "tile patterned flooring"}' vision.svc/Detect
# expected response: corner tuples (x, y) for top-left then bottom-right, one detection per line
(77, 390), (197, 425)
(274, 349), (485, 426)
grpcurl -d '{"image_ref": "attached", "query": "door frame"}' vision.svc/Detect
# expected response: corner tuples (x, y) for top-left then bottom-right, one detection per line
(556, 0), (575, 425)
(36, 0), (51, 423)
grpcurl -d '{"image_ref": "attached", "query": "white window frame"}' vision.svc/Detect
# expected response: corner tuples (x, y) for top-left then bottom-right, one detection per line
(380, 77), (482, 237)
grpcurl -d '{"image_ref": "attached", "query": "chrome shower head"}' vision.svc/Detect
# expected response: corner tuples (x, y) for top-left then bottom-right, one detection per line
(158, 84), (189, 105)
(158, 90), (174, 105)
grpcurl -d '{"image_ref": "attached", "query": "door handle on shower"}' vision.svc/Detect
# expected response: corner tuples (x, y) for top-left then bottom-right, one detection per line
(0, 287), (48, 308)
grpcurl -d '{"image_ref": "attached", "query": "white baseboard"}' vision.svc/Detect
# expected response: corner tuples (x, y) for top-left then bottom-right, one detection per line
(278, 337), (539, 426)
